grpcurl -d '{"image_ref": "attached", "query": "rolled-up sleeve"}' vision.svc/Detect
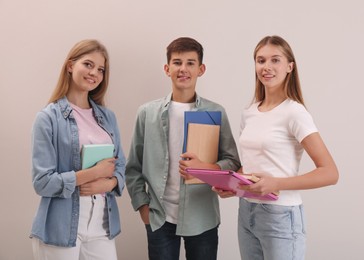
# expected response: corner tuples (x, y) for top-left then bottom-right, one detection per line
(109, 111), (126, 196)
(31, 111), (76, 198)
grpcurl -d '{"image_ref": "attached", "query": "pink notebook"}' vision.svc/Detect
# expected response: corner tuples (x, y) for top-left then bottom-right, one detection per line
(185, 168), (278, 201)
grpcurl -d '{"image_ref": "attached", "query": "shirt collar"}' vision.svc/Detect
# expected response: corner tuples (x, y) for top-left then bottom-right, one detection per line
(57, 96), (102, 121)
(163, 92), (202, 108)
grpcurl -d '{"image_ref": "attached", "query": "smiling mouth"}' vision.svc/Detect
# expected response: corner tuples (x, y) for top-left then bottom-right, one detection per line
(178, 76), (190, 80)
(85, 77), (96, 84)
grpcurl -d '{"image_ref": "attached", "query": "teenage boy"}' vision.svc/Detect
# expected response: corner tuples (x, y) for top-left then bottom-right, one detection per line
(126, 37), (240, 260)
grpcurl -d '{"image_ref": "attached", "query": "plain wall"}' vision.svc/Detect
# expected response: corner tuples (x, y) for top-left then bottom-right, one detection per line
(1, 0), (363, 259)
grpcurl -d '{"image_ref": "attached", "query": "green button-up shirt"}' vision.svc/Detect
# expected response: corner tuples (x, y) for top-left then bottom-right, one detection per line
(126, 93), (240, 236)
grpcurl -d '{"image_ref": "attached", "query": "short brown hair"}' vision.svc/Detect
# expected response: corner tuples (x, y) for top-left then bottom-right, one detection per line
(166, 37), (204, 65)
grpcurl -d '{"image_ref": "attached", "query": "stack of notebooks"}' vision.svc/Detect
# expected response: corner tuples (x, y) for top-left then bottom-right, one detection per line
(183, 111), (221, 184)
(183, 111), (279, 201)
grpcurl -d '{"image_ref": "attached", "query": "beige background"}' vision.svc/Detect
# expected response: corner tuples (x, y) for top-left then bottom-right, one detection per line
(1, 0), (363, 259)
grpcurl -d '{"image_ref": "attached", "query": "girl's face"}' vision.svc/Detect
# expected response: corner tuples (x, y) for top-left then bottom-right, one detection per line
(68, 51), (105, 93)
(255, 44), (293, 91)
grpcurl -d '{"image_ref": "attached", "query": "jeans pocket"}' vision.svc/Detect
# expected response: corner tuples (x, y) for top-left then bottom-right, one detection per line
(254, 204), (293, 234)
(298, 205), (306, 234)
(260, 203), (292, 215)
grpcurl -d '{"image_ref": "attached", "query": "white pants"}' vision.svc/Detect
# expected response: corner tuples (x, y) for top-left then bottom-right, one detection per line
(32, 195), (118, 260)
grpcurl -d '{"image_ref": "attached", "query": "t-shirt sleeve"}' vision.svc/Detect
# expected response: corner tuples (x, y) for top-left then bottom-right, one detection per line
(289, 105), (318, 143)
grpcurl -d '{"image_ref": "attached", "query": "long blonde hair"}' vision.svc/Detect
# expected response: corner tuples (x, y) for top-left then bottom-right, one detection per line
(48, 39), (110, 105)
(253, 35), (304, 106)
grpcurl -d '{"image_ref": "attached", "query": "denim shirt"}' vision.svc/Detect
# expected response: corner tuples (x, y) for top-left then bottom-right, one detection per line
(30, 97), (126, 247)
(126, 93), (240, 236)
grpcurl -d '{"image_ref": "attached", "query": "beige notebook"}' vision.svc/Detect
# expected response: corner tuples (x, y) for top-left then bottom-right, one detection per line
(185, 123), (220, 184)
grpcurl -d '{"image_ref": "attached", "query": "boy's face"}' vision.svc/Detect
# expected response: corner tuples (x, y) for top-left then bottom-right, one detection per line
(164, 51), (205, 94)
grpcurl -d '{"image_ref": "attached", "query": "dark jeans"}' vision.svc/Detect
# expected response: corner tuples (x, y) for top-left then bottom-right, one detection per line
(145, 222), (218, 260)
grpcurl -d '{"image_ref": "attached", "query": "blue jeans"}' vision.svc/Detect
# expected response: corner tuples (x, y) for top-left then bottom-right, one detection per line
(238, 198), (306, 260)
(146, 222), (218, 260)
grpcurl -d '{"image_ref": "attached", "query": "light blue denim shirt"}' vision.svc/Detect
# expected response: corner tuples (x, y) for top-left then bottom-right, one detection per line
(30, 97), (126, 247)
(126, 93), (240, 236)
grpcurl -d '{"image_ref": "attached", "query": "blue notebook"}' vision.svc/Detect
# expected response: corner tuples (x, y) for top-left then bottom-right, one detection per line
(182, 111), (222, 153)
(81, 144), (114, 169)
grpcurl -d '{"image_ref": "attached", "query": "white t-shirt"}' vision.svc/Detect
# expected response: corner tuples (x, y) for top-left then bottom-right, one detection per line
(164, 101), (194, 224)
(239, 99), (317, 206)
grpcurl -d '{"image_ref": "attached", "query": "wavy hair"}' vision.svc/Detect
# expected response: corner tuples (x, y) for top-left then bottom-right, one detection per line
(48, 39), (110, 105)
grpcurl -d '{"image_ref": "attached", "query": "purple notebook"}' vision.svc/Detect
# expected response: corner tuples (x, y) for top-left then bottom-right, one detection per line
(185, 168), (278, 201)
